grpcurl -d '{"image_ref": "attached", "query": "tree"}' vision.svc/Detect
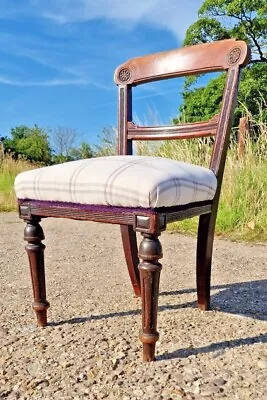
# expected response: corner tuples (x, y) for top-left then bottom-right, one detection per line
(68, 142), (94, 160)
(95, 127), (117, 156)
(3, 125), (52, 164)
(176, 0), (267, 124)
(174, 73), (226, 124)
(51, 127), (78, 160)
(50, 126), (95, 163)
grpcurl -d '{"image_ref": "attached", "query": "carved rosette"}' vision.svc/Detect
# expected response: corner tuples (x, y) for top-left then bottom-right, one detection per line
(227, 47), (242, 66)
(118, 67), (131, 83)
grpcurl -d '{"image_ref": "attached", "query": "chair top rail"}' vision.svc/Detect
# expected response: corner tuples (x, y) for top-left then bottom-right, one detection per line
(114, 39), (250, 86)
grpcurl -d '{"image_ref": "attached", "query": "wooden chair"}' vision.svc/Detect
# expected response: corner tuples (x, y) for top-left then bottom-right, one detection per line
(15, 39), (250, 361)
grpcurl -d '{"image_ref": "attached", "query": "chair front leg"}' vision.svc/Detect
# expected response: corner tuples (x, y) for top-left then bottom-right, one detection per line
(138, 233), (162, 361)
(24, 217), (50, 327)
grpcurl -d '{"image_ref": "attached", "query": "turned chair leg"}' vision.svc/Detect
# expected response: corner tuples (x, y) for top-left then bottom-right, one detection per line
(196, 213), (216, 310)
(138, 233), (163, 361)
(24, 218), (50, 327)
(121, 225), (141, 296)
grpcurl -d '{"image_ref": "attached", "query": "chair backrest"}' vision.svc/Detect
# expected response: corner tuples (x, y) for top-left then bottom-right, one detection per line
(114, 39), (250, 184)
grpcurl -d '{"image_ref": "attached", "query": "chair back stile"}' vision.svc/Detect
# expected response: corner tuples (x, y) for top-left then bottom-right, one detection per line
(210, 66), (240, 178)
(118, 85), (133, 155)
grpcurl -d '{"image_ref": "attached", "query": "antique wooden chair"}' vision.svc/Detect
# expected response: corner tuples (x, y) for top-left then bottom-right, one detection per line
(15, 39), (249, 361)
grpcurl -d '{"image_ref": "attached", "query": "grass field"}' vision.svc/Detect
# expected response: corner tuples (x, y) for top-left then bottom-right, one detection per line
(0, 157), (36, 212)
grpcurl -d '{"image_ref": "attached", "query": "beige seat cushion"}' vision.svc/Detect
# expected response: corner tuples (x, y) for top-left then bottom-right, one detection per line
(15, 155), (217, 208)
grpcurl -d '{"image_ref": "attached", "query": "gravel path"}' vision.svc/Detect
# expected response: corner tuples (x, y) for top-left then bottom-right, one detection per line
(0, 212), (267, 400)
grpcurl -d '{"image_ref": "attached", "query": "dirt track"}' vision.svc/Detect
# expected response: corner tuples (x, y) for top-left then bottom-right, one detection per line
(0, 212), (266, 399)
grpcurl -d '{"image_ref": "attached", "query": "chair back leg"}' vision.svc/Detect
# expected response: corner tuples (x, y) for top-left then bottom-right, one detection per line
(120, 225), (141, 296)
(196, 212), (216, 310)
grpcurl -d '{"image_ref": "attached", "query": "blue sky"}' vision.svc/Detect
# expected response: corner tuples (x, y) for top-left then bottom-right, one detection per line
(0, 0), (203, 146)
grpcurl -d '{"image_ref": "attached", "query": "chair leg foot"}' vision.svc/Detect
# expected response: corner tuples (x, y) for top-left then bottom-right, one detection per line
(138, 233), (162, 362)
(24, 218), (50, 327)
(143, 343), (156, 362)
(198, 302), (209, 311)
(35, 309), (48, 327)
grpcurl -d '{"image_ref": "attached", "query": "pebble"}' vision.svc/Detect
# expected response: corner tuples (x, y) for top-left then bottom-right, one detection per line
(0, 327), (8, 337)
(146, 384), (155, 393)
(133, 389), (144, 396)
(201, 385), (222, 396)
(213, 377), (227, 386)
(191, 383), (200, 394)
(6, 369), (18, 378)
(27, 361), (43, 376)
(258, 359), (267, 369)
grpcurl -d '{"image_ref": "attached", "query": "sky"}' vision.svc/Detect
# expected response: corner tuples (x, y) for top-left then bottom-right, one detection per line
(0, 0), (203, 146)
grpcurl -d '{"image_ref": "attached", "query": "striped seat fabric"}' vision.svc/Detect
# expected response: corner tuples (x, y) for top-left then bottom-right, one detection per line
(15, 156), (217, 209)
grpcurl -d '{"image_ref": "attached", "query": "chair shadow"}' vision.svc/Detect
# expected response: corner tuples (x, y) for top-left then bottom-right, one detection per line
(160, 279), (267, 322)
(49, 279), (267, 359)
(157, 333), (267, 360)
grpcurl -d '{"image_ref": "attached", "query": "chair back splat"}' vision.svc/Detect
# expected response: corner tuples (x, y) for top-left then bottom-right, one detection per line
(15, 39), (250, 362)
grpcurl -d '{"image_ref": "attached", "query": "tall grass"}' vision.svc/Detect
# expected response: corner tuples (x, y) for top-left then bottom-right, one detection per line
(0, 157), (36, 212)
(147, 111), (267, 241)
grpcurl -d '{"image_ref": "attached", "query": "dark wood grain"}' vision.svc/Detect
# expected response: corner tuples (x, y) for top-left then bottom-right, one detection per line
(210, 67), (240, 177)
(196, 213), (214, 310)
(165, 203), (212, 224)
(114, 39), (249, 86)
(118, 85), (133, 155)
(138, 233), (163, 361)
(24, 218), (49, 326)
(19, 200), (213, 231)
(127, 119), (217, 141)
(120, 225), (141, 296)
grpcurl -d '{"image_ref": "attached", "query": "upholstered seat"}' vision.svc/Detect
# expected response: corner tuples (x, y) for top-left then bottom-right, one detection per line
(15, 156), (217, 208)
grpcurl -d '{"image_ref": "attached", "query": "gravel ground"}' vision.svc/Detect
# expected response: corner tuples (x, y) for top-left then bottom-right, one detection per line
(0, 212), (266, 400)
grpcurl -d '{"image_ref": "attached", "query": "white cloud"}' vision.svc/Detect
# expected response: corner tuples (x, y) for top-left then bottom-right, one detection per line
(0, 75), (100, 87)
(0, 0), (203, 87)
(23, 0), (202, 39)
(0, 33), (113, 89)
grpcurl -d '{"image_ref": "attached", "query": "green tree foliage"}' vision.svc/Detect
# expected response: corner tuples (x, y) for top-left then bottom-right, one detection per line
(95, 127), (117, 156)
(1, 125), (95, 165)
(176, 0), (267, 124)
(50, 127), (94, 163)
(174, 73), (226, 124)
(3, 125), (52, 164)
(68, 142), (94, 161)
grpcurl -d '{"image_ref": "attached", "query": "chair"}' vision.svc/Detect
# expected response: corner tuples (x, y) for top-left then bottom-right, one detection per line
(15, 39), (250, 361)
